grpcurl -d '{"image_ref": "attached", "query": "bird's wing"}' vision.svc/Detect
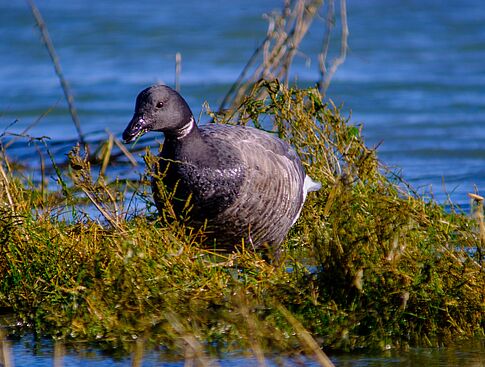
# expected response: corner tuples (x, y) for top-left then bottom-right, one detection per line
(200, 124), (306, 246)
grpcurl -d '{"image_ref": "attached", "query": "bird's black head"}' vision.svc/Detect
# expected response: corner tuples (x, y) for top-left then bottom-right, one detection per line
(122, 85), (194, 143)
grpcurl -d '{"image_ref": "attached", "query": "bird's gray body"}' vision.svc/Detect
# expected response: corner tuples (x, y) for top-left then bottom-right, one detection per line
(155, 123), (307, 250)
(122, 84), (321, 252)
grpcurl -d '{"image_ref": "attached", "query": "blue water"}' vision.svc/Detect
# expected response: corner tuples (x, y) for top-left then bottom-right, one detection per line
(3, 337), (484, 367)
(1, 0), (484, 206)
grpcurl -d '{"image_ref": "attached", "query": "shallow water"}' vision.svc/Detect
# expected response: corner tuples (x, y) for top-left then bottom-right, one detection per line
(1, 0), (484, 207)
(2, 337), (484, 367)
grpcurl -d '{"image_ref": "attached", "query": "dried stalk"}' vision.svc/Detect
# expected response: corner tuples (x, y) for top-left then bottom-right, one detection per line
(318, 0), (335, 91)
(0, 162), (14, 210)
(165, 312), (219, 367)
(175, 52), (182, 92)
(318, 0), (348, 95)
(53, 341), (65, 367)
(219, 0), (348, 115)
(27, 0), (86, 148)
(0, 328), (13, 367)
(219, 0), (324, 114)
(276, 303), (335, 367)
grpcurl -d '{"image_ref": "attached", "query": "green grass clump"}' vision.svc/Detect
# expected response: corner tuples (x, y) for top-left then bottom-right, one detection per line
(0, 81), (483, 357)
(225, 81), (484, 350)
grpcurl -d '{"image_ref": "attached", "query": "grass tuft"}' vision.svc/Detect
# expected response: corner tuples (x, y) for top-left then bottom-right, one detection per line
(0, 82), (483, 359)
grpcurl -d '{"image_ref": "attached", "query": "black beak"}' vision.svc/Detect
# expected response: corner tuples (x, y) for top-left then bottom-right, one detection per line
(122, 115), (147, 143)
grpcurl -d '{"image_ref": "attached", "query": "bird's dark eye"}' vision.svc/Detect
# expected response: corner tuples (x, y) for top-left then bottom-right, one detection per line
(156, 101), (164, 108)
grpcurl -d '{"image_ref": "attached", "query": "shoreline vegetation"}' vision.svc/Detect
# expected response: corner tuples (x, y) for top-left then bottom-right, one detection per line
(1, 0), (484, 365)
(1, 81), (483, 363)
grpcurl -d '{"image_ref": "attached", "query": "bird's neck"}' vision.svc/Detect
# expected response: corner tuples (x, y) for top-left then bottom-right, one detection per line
(164, 116), (208, 156)
(164, 116), (201, 141)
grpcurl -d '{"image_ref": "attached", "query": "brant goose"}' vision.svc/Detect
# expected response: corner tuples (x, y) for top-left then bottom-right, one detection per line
(122, 85), (321, 252)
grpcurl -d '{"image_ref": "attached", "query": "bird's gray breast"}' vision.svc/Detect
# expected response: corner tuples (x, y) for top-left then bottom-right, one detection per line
(176, 159), (245, 218)
(157, 136), (246, 219)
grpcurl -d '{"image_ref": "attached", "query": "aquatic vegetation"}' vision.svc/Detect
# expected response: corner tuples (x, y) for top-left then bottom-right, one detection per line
(0, 82), (483, 361)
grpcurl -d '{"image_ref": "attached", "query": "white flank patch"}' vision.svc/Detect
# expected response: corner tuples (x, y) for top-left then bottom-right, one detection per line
(291, 175), (322, 227)
(303, 175), (322, 195)
(176, 117), (194, 138)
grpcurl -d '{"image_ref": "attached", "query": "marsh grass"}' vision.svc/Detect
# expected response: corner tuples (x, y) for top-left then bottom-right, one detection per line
(0, 82), (483, 362)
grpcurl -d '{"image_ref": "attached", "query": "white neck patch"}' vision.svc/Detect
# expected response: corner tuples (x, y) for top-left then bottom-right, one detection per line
(176, 117), (194, 139)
